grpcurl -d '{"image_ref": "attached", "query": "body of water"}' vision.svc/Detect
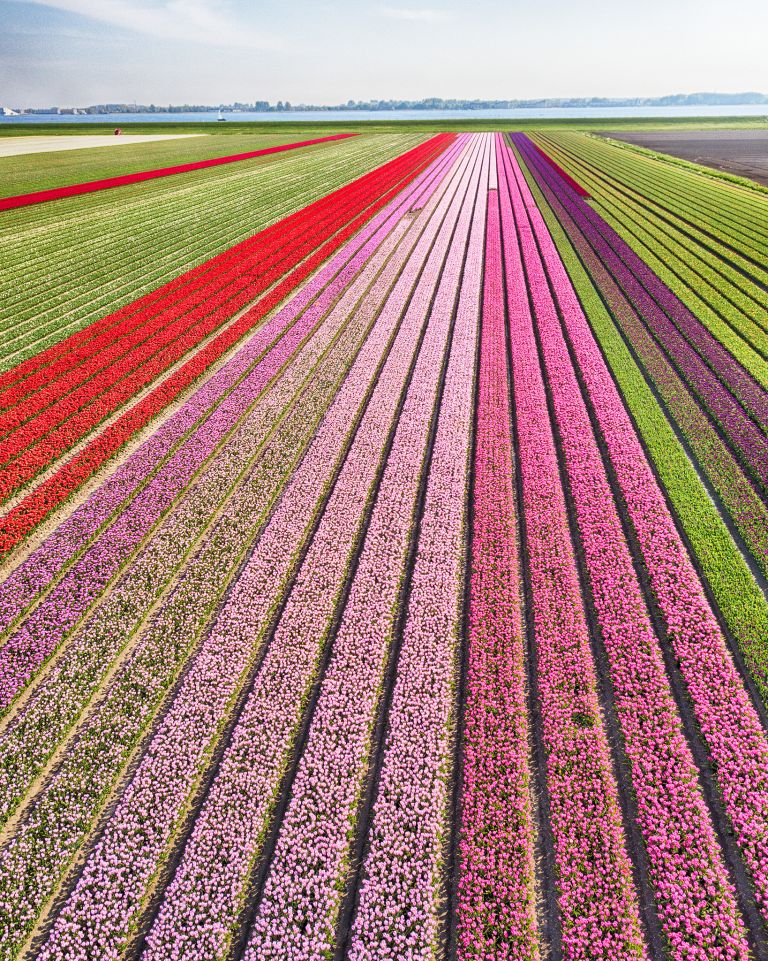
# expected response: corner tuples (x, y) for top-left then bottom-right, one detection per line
(2, 105), (768, 124)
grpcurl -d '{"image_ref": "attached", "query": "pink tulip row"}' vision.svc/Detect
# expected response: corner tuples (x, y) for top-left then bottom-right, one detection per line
(143, 133), (489, 961)
(509, 142), (768, 925)
(33, 136), (480, 961)
(499, 137), (649, 961)
(344, 133), (491, 960)
(0, 133), (467, 644)
(502, 138), (750, 958)
(455, 183), (539, 961)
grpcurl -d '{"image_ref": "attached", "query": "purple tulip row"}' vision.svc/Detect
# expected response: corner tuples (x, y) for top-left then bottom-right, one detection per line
(343, 133), (490, 961)
(142, 132), (489, 961)
(510, 135), (768, 495)
(510, 139), (768, 927)
(33, 136), (481, 961)
(455, 183), (539, 960)
(515, 136), (768, 433)
(499, 138), (649, 961)
(502, 138), (750, 958)
(519, 151), (768, 580)
(0, 132), (467, 648)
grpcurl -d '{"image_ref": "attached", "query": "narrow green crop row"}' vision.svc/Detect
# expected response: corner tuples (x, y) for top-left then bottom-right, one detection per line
(534, 133), (768, 387)
(516, 147), (768, 709)
(549, 131), (768, 308)
(0, 133), (422, 371)
(543, 131), (768, 263)
(566, 129), (768, 243)
(571, 186), (768, 382)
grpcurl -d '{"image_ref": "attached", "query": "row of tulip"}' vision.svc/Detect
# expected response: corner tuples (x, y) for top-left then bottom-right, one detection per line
(0, 139), (472, 957)
(514, 131), (768, 787)
(0, 137), (436, 416)
(512, 137), (768, 929)
(30, 135), (479, 961)
(520, 141), (768, 563)
(0, 135), (462, 720)
(0, 137), (450, 504)
(499, 136), (648, 961)
(534, 135), (768, 385)
(2, 135), (423, 369)
(142, 133), (487, 961)
(454, 182), (539, 960)
(541, 133), (768, 286)
(0, 134), (462, 644)
(511, 138), (768, 500)
(515, 137), (768, 641)
(503, 137), (750, 957)
(0, 136), (452, 555)
(580, 174), (768, 375)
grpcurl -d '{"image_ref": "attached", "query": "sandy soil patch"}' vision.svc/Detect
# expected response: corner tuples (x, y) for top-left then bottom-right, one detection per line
(0, 134), (203, 158)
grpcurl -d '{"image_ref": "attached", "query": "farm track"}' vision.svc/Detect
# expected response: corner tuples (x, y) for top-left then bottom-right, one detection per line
(4, 130), (768, 961)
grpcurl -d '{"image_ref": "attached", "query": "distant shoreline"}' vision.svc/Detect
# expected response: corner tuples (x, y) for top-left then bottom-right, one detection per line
(5, 92), (768, 117)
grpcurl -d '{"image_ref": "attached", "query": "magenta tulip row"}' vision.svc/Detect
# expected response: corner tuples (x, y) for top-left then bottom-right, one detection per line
(455, 184), (539, 961)
(509, 135), (768, 495)
(510, 141), (768, 926)
(33, 136), (482, 960)
(502, 138), (751, 958)
(498, 136), (649, 961)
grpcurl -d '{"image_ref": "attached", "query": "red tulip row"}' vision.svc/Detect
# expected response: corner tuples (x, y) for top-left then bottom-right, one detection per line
(0, 134), (454, 556)
(530, 141), (591, 197)
(33, 136), (477, 961)
(0, 133), (357, 212)
(0, 138), (451, 490)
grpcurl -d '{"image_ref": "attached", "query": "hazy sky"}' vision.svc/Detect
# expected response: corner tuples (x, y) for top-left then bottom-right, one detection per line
(2, 0), (767, 108)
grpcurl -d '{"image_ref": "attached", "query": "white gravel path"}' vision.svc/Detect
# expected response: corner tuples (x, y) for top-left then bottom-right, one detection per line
(0, 134), (203, 158)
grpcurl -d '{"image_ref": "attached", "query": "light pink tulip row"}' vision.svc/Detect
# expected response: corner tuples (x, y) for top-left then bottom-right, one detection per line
(455, 184), (539, 961)
(502, 138), (750, 959)
(344, 134), (491, 961)
(0, 132), (467, 646)
(499, 137), (649, 961)
(141, 133), (489, 961)
(236, 136), (490, 961)
(34, 136), (481, 961)
(507, 142), (768, 924)
(0, 141), (466, 846)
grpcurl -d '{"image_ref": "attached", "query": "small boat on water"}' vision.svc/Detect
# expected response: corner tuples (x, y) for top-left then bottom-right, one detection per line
(217, 109), (227, 122)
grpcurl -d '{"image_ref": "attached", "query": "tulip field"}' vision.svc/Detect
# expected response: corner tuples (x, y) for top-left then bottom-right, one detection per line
(1, 127), (768, 960)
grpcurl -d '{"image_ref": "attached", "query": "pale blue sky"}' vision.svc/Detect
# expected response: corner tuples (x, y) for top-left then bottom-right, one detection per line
(2, 0), (766, 108)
